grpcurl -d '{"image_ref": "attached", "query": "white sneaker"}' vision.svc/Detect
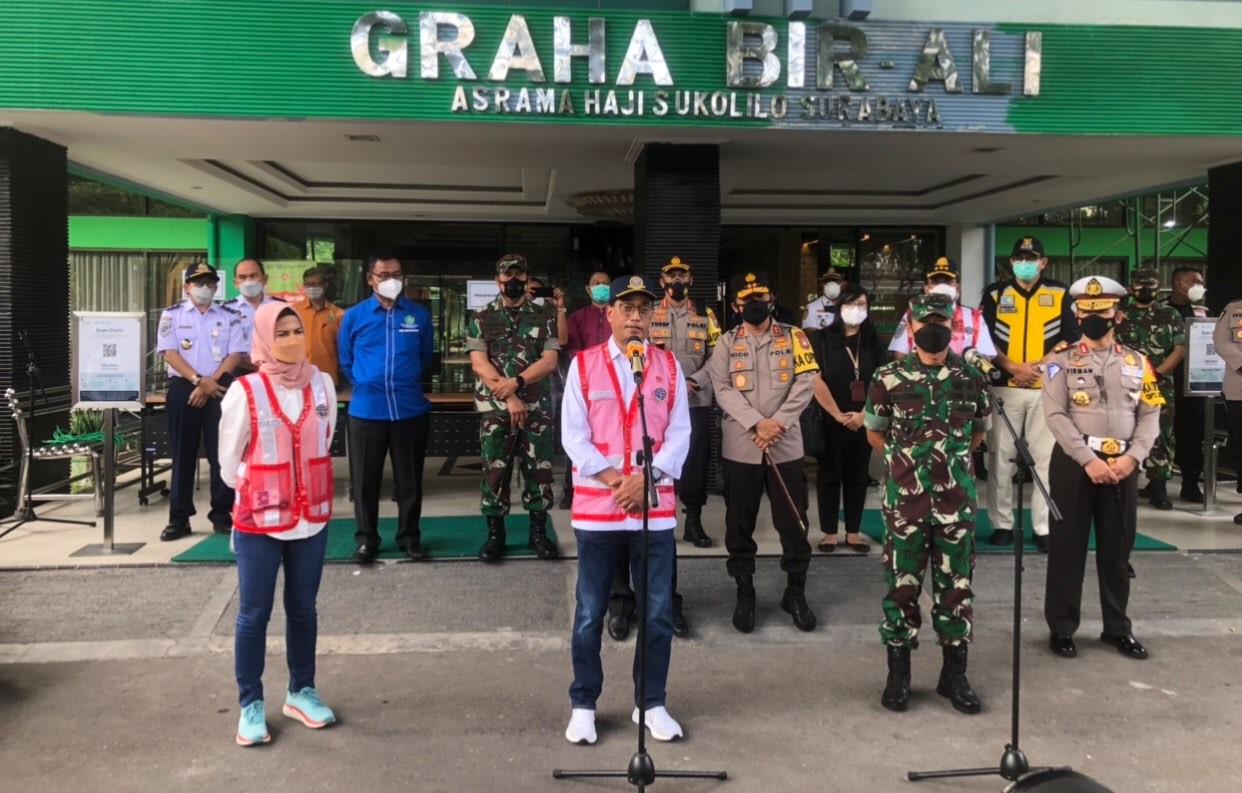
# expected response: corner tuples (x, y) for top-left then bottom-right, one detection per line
(565, 708), (597, 745)
(631, 705), (683, 741)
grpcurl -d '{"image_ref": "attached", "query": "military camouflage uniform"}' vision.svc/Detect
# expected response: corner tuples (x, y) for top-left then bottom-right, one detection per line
(466, 297), (560, 516)
(864, 353), (992, 648)
(1115, 297), (1186, 482)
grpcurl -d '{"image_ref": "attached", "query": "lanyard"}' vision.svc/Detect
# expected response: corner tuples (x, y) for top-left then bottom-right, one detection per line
(843, 336), (861, 381)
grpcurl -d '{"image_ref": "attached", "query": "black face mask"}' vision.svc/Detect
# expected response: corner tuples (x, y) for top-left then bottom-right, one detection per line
(666, 281), (687, 301)
(913, 323), (952, 354)
(1134, 287), (1156, 304)
(741, 301), (772, 326)
(503, 278), (527, 299)
(1080, 314), (1114, 341)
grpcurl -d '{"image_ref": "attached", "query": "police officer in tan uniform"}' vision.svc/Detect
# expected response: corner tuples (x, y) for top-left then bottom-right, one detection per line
(1042, 276), (1162, 662)
(1212, 300), (1242, 524)
(711, 272), (819, 634)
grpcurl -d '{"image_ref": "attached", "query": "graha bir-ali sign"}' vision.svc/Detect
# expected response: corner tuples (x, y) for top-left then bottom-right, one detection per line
(351, 11), (1043, 127)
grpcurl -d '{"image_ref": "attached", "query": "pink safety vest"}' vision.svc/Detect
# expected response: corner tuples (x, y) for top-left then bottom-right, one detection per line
(571, 342), (678, 526)
(904, 304), (982, 355)
(233, 372), (334, 534)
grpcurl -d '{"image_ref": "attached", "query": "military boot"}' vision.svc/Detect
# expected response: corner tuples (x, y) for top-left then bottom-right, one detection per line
(681, 507), (712, 548)
(527, 511), (559, 559)
(936, 643), (982, 714)
(779, 573), (817, 632)
(881, 645), (911, 712)
(1147, 479), (1173, 510)
(732, 575), (756, 633)
(478, 517), (507, 563)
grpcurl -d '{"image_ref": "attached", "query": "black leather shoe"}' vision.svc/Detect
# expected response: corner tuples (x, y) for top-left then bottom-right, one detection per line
(989, 529), (1014, 546)
(558, 490), (573, 510)
(1100, 633), (1148, 659)
(1049, 633), (1077, 658)
(681, 508), (712, 548)
(527, 511), (560, 559)
(780, 573), (817, 632)
(160, 522), (191, 542)
(1137, 482), (1153, 498)
(881, 644), (911, 712)
(936, 644), (982, 715)
(402, 543), (430, 561)
(733, 576), (756, 634)
(1234, 512), (1242, 526)
(671, 603), (690, 638)
(1127, 562), (1136, 579)
(354, 543), (378, 565)
(607, 614), (630, 641)
(1147, 480), (1173, 510)
(1033, 534), (1049, 553)
(479, 516), (507, 563)
(1179, 483), (1204, 504)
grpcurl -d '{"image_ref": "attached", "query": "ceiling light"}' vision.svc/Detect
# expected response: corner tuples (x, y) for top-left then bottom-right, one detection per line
(1163, 218), (1177, 228)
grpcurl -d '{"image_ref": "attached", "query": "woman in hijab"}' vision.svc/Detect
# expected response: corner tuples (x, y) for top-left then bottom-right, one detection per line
(219, 303), (338, 746)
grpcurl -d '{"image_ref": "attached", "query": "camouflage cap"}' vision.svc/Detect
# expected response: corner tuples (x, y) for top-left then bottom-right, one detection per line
(909, 292), (955, 320)
(183, 262), (219, 283)
(1129, 268), (1160, 286)
(496, 253), (528, 275)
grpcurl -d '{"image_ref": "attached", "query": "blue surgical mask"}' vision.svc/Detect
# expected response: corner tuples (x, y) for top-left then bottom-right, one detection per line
(1012, 261), (1040, 282)
(590, 284), (611, 303)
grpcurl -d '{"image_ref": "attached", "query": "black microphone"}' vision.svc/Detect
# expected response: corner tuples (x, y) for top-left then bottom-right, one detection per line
(962, 346), (1001, 381)
(626, 337), (645, 384)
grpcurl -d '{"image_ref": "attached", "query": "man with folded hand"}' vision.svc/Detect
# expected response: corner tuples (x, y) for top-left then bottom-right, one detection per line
(560, 275), (690, 747)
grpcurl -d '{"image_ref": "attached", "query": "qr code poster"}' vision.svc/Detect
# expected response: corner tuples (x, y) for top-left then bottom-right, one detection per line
(74, 312), (145, 408)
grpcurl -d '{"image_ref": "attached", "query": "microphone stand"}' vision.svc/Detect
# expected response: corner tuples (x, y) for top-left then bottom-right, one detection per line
(1, 330), (97, 538)
(554, 352), (726, 791)
(908, 371), (1065, 784)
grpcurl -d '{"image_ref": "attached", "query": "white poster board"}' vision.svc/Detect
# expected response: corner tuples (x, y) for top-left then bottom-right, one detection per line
(73, 311), (146, 409)
(467, 279), (500, 311)
(1185, 317), (1225, 396)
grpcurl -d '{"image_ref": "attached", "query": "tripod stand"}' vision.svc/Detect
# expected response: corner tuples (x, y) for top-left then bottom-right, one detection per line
(554, 350), (726, 791)
(909, 377), (1064, 784)
(1, 331), (97, 539)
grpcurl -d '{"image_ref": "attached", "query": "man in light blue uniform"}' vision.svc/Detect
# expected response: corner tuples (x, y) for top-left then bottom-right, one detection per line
(222, 258), (284, 369)
(338, 253), (436, 563)
(156, 263), (246, 541)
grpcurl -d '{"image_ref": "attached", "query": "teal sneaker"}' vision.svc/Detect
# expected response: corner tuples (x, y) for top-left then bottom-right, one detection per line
(283, 687), (336, 729)
(236, 701), (270, 746)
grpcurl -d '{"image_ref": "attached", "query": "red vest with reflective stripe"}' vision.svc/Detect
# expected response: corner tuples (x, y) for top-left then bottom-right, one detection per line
(570, 342), (677, 526)
(233, 372), (334, 534)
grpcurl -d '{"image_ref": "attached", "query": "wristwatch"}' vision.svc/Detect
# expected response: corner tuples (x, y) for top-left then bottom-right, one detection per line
(190, 375), (202, 386)
(514, 374), (526, 390)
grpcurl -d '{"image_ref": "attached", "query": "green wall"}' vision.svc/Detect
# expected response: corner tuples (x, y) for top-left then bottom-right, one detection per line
(69, 216), (209, 251)
(995, 225), (1208, 274)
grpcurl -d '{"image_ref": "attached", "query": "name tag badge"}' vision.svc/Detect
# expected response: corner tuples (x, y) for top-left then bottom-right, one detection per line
(211, 345), (223, 362)
(588, 390), (615, 401)
(1038, 294), (1055, 307)
(1121, 365), (1142, 378)
(998, 306), (1018, 314)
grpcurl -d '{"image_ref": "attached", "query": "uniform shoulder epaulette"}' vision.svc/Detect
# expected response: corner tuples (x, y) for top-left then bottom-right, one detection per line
(220, 303), (244, 317)
(223, 296), (240, 305)
(1039, 279), (1069, 292)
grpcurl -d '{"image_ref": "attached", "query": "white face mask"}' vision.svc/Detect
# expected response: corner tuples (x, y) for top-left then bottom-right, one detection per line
(839, 306), (868, 327)
(928, 283), (958, 301)
(238, 281), (264, 299)
(1187, 284), (1206, 302)
(189, 284), (215, 305)
(304, 286), (325, 301)
(376, 278), (404, 300)
(823, 281), (842, 300)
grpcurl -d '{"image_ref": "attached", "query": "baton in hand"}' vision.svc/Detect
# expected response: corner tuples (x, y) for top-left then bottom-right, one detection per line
(763, 450), (807, 533)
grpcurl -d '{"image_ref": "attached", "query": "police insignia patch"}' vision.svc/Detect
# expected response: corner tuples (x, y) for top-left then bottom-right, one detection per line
(629, 276), (643, 289)
(316, 403), (329, 418)
(654, 387), (667, 401)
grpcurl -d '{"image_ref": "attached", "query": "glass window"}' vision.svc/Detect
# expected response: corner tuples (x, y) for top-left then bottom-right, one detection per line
(68, 176), (204, 218)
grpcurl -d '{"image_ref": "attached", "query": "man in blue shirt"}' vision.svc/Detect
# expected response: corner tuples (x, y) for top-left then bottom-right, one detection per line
(338, 254), (435, 563)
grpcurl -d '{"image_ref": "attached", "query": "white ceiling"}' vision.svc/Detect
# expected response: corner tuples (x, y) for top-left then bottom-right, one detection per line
(3, 110), (1240, 226)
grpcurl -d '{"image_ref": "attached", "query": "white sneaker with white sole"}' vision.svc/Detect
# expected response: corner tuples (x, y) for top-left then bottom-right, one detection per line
(565, 708), (598, 745)
(631, 705), (683, 741)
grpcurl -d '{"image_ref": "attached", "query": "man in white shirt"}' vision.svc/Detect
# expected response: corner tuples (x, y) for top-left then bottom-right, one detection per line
(802, 266), (847, 329)
(888, 256), (998, 360)
(560, 275), (690, 747)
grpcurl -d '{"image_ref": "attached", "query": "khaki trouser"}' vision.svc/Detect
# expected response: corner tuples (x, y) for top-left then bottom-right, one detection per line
(987, 386), (1056, 537)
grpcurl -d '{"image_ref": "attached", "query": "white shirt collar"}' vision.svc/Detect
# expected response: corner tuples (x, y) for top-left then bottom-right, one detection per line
(607, 336), (648, 360)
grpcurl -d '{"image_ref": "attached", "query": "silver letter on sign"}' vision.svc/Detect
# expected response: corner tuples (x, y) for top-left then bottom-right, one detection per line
(554, 17), (606, 84)
(616, 20), (673, 86)
(352, 12), (408, 78)
(816, 24), (868, 91)
(787, 21), (806, 89)
(489, 15), (546, 82)
(972, 30), (1011, 95)
(726, 21), (780, 89)
(1024, 31), (1042, 96)
(909, 28), (961, 93)
(420, 12), (477, 80)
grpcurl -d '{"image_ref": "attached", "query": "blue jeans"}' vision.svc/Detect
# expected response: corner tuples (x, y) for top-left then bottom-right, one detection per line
(234, 528), (328, 707)
(570, 529), (674, 710)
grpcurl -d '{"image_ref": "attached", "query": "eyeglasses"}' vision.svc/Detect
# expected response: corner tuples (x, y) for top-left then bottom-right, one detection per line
(370, 271), (404, 282)
(614, 303), (654, 318)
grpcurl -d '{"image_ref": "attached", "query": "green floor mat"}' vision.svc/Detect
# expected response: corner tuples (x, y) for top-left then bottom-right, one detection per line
(171, 515), (557, 563)
(855, 509), (1176, 552)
